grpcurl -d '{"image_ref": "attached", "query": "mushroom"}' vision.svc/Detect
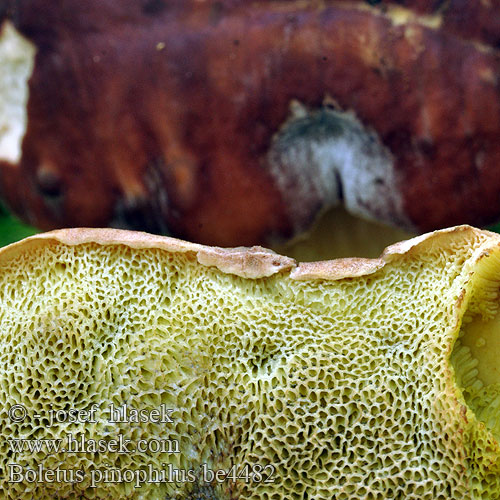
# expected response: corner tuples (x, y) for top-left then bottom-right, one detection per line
(1, 225), (500, 498)
(0, 0), (499, 253)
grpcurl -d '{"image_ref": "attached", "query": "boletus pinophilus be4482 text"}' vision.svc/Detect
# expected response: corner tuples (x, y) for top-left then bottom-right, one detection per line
(0, 0), (499, 250)
(1, 226), (500, 498)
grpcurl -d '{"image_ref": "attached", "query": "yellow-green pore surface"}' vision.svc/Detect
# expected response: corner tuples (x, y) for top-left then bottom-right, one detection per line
(0, 227), (500, 499)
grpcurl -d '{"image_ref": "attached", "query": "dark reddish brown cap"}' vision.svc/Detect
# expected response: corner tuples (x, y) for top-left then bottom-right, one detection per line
(0, 0), (499, 247)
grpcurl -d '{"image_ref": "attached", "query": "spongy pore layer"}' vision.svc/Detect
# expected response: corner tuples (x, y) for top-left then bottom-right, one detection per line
(0, 227), (500, 499)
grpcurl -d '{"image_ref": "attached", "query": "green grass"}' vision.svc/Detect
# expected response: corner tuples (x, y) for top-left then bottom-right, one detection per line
(488, 223), (500, 234)
(0, 203), (38, 248)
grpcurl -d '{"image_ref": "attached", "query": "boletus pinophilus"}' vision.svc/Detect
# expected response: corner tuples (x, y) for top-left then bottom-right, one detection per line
(1, 225), (500, 498)
(0, 1), (499, 252)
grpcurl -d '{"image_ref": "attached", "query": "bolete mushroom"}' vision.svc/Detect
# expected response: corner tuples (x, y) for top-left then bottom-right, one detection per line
(0, 1), (499, 255)
(1, 225), (500, 498)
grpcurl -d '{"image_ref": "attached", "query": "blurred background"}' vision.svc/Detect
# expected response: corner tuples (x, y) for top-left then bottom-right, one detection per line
(1, 1), (499, 258)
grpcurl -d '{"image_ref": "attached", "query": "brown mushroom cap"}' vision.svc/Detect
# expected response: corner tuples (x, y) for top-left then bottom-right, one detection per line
(0, 0), (499, 248)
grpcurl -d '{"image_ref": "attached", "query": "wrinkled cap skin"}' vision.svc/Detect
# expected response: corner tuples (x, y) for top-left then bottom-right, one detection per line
(2, 225), (500, 499)
(0, 0), (499, 246)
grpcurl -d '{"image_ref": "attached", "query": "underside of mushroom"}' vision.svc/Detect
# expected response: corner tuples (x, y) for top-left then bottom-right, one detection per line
(0, 225), (500, 498)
